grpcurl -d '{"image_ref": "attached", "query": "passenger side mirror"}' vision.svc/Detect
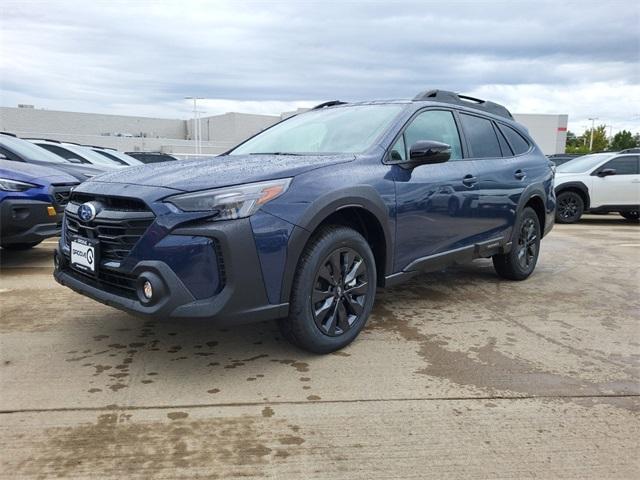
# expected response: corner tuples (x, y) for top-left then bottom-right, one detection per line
(597, 168), (616, 177)
(402, 140), (451, 169)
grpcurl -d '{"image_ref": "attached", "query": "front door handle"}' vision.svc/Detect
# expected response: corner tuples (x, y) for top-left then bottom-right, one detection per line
(462, 174), (478, 186)
(514, 170), (526, 180)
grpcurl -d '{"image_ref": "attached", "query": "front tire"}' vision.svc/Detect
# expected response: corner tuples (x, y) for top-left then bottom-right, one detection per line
(279, 225), (376, 354)
(493, 207), (541, 281)
(555, 191), (584, 224)
(620, 210), (639, 221)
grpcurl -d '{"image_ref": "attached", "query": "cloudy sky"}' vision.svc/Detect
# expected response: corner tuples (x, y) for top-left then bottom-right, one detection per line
(1, 0), (639, 134)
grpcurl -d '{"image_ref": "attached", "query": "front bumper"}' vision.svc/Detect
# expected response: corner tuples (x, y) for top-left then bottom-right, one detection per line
(0, 199), (61, 245)
(54, 218), (289, 324)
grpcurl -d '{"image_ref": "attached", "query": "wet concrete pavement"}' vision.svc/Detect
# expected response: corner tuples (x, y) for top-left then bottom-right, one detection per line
(1, 215), (638, 478)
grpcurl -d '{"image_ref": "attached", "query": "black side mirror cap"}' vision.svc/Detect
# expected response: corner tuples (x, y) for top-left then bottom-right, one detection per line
(401, 140), (451, 169)
(597, 168), (616, 177)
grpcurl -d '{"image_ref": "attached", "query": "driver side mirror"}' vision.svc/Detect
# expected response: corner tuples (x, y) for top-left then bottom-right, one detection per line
(67, 157), (84, 164)
(597, 168), (616, 177)
(401, 140), (451, 169)
(0, 153), (7, 160)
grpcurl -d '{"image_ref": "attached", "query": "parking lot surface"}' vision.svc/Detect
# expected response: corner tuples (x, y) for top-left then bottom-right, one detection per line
(1, 215), (638, 479)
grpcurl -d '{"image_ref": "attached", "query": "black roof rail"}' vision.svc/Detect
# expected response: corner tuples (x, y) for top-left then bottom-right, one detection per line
(0, 131), (17, 137)
(23, 137), (62, 143)
(85, 144), (116, 150)
(618, 148), (640, 154)
(413, 89), (513, 119)
(312, 100), (347, 110)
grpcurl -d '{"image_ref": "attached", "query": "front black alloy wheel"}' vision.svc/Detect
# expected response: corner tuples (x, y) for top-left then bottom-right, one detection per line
(555, 191), (584, 224)
(312, 247), (369, 337)
(279, 225), (377, 354)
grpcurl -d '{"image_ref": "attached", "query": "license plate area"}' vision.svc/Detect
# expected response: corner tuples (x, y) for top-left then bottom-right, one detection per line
(70, 237), (100, 275)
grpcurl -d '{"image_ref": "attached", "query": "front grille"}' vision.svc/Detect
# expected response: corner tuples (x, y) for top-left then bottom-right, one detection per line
(51, 184), (76, 212)
(64, 194), (155, 262)
(66, 265), (138, 299)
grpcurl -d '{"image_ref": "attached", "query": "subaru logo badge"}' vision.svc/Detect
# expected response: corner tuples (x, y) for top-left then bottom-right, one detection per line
(78, 202), (98, 222)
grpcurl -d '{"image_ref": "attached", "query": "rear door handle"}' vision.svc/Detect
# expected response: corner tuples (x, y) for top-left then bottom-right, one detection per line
(514, 170), (526, 180)
(462, 174), (478, 186)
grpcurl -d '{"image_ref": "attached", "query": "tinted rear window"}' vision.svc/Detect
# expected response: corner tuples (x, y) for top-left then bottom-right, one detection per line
(459, 114), (501, 158)
(498, 124), (530, 155)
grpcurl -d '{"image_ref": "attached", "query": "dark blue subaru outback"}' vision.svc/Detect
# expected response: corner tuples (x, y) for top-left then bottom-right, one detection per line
(54, 90), (555, 353)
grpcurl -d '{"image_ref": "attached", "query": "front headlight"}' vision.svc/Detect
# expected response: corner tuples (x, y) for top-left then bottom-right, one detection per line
(0, 178), (37, 192)
(165, 178), (292, 220)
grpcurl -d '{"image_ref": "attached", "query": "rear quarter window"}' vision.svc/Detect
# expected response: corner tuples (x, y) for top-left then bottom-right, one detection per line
(459, 113), (501, 158)
(498, 124), (530, 155)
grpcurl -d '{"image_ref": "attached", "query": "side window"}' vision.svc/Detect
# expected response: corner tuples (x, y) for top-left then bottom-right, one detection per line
(390, 136), (406, 162)
(599, 156), (639, 175)
(459, 114), (502, 158)
(0, 146), (21, 161)
(402, 110), (462, 160)
(39, 144), (74, 160)
(495, 125), (513, 157)
(498, 124), (530, 155)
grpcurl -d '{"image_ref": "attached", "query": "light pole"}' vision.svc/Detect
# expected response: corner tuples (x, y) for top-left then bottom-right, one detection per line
(588, 117), (598, 151)
(185, 97), (204, 154)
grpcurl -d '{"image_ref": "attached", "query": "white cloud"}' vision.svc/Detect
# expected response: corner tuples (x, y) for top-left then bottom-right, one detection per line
(1, 0), (638, 133)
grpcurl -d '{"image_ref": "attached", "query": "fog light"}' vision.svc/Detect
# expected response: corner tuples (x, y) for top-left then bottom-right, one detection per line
(143, 280), (153, 300)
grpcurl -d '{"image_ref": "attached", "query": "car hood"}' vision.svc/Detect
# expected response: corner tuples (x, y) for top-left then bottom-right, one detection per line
(88, 154), (355, 191)
(0, 160), (78, 185)
(28, 160), (108, 182)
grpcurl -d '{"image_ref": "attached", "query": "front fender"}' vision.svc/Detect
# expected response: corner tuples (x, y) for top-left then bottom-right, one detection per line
(275, 185), (394, 304)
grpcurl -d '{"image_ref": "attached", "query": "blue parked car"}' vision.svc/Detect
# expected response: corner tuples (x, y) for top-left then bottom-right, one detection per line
(54, 90), (555, 353)
(1, 160), (78, 250)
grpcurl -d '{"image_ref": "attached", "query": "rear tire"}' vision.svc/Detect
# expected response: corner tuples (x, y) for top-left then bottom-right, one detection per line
(279, 225), (376, 354)
(556, 191), (584, 224)
(493, 207), (541, 281)
(620, 210), (639, 221)
(1, 241), (42, 250)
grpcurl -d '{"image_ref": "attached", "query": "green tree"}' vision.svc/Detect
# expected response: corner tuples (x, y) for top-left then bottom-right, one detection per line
(610, 130), (637, 150)
(583, 124), (609, 152)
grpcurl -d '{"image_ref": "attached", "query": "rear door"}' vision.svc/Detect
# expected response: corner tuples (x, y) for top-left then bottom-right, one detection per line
(456, 113), (526, 244)
(590, 155), (640, 207)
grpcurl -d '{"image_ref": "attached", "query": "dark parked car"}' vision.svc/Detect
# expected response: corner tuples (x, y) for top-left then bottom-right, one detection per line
(54, 90), (555, 353)
(0, 134), (108, 182)
(125, 151), (178, 163)
(1, 160), (78, 249)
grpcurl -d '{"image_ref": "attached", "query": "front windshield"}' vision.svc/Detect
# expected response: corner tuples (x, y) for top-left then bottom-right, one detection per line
(0, 135), (70, 163)
(556, 153), (612, 173)
(230, 104), (405, 155)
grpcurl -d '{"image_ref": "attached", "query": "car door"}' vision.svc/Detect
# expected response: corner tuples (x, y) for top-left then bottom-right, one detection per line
(456, 113), (525, 244)
(391, 108), (480, 271)
(590, 155), (640, 207)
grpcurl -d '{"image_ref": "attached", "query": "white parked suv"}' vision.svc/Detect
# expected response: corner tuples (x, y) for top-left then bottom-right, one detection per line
(554, 152), (639, 223)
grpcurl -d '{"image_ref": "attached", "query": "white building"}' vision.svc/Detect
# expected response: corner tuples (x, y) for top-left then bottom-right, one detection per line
(0, 105), (568, 155)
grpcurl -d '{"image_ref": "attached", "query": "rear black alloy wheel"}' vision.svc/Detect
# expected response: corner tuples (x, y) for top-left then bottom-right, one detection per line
(516, 217), (538, 271)
(312, 247), (369, 337)
(556, 191), (583, 224)
(493, 206), (541, 281)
